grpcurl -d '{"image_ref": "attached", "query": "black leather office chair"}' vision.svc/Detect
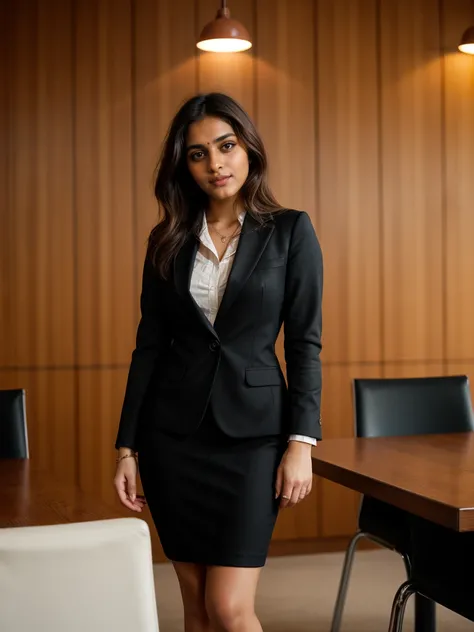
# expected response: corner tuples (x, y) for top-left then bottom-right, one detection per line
(330, 375), (474, 632)
(388, 518), (474, 632)
(0, 389), (29, 458)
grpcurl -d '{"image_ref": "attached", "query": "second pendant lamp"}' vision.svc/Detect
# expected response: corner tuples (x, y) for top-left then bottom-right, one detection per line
(458, 26), (474, 54)
(197, 0), (252, 53)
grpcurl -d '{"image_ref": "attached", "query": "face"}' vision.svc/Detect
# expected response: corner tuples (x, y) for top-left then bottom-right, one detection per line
(186, 116), (250, 202)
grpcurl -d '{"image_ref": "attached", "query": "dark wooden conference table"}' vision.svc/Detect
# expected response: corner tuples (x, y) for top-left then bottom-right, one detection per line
(312, 432), (474, 632)
(0, 459), (127, 527)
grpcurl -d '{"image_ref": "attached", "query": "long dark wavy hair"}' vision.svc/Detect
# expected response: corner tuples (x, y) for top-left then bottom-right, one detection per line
(148, 92), (283, 279)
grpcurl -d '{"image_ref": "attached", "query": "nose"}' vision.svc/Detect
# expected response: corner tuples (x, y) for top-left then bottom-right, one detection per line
(207, 148), (221, 173)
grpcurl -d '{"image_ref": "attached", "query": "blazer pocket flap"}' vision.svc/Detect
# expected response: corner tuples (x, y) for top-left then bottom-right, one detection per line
(245, 367), (281, 387)
(255, 256), (285, 270)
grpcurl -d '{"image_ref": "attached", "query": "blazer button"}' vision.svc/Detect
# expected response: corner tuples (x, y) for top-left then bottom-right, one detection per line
(209, 340), (220, 351)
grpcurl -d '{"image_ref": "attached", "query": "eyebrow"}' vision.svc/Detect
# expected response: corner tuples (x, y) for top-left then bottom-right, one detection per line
(186, 133), (236, 151)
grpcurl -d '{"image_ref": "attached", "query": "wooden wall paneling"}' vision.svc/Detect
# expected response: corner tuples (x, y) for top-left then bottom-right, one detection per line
(133, 0), (198, 297)
(380, 0), (444, 363)
(3, 1), (37, 369)
(0, 369), (76, 484)
(254, 0), (317, 372)
(442, 0), (474, 361)
(383, 362), (445, 378)
(317, 0), (381, 365)
(255, 0), (319, 541)
(77, 367), (166, 561)
(75, 0), (135, 365)
(36, 0), (75, 367)
(0, 3), (12, 366)
(5, 1), (38, 368)
(5, 0), (75, 368)
(255, 0), (317, 216)
(318, 364), (382, 538)
(197, 0), (255, 115)
(77, 368), (129, 504)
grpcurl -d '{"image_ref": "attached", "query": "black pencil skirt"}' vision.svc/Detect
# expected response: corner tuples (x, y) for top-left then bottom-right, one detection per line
(137, 408), (286, 567)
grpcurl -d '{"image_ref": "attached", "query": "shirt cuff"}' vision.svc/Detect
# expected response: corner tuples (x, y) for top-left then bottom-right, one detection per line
(288, 434), (317, 446)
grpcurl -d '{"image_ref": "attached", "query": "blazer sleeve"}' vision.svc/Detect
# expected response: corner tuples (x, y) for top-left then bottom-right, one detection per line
(115, 255), (169, 450)
(283, 212), (323, 440)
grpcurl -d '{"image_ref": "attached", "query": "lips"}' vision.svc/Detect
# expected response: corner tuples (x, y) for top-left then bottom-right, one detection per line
(210, 175), (231, 186)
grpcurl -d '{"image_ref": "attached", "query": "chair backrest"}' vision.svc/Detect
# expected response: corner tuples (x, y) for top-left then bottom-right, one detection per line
(0, 518), (159, 632)
(0, 389), (29, 458)
(354, 375), (474, 438)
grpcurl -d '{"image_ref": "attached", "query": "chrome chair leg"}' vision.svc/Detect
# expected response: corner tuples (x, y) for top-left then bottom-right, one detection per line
(330, 531), (367, 632)
(388, 581), (416, 632)
(330, 531), (405, 632)
(401, 552), (412, 578)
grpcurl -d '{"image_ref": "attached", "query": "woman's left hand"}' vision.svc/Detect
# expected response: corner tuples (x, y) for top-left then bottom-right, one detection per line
(275, 441), (314, 508)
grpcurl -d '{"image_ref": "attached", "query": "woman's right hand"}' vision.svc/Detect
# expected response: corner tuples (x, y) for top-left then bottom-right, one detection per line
(113, 452), (147, 513)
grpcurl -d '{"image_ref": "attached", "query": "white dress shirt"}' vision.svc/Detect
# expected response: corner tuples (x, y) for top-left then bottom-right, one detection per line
(189, 211), (317, 447)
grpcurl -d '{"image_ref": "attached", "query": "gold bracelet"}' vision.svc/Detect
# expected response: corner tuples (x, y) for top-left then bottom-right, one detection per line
(116, 452), (137, 464)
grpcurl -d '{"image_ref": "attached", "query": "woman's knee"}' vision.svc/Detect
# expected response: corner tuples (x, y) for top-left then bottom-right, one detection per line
(205, 594), (249, 631)
(204, 566), (260, 631)
(205, 588), (255, 632)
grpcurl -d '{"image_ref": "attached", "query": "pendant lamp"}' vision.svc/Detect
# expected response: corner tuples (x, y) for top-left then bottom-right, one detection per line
(197, 0), (252, 53)
(458, 26), (474, 54)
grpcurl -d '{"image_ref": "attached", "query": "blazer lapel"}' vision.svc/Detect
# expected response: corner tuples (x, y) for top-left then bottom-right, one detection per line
(173, 235), (216, 336)
(215, 213), (275, 325)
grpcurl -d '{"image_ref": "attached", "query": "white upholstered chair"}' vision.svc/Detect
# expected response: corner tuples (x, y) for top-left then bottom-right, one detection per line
(0, 518), (159, 632)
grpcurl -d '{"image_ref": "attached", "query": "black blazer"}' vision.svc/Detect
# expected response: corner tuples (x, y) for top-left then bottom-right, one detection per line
(115, 210), (323, 451)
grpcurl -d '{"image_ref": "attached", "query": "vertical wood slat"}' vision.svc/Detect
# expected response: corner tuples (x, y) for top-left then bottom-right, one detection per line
(133, 0), (198, 298)
(3, 1), (36, 369)
(36, 0), (75, 367)
(0, 3), (12, 362)
(75, 0), (135, 366)
(3, 0), (75, 368)
(442, 0), (474, 361)
(255, 0), (317, 217)
(6, 1), (38, 367)
(380, 0), (444, 364)
(317, 0), (381, 365)
(255, 0), (317, 377)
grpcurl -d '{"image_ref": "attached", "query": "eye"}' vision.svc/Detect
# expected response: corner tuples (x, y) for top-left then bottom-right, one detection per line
(190, 151), (205, 162)
(221, 142), (236, 152)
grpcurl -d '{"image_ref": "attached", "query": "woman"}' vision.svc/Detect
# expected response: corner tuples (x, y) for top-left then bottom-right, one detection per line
(114, 93), (323, 632)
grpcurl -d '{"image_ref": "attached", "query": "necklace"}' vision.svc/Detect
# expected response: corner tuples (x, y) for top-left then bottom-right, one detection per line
(210, 222), (241, 243)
